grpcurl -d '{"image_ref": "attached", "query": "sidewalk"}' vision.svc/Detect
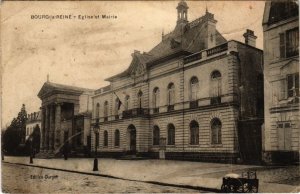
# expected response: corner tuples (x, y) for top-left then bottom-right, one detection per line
(2, 156), (299, 193)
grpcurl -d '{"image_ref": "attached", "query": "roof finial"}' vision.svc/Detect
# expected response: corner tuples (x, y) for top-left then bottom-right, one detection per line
(206, 3), (208, 14)
(47, 74), (49, 82)
(162, 29), (164, 40)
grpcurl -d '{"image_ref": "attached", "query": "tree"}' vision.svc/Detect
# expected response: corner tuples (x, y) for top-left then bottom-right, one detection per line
(2, 104), (28, 155)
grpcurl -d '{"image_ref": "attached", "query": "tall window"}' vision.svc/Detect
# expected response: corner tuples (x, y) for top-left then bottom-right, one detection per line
(211, 71), (222, 97)
(153, 87), (160, 108)
(167, 124), (175, 145)
(115, 129), (120, 147)
(167, 83), (175, 105)
(190, 77), (199, 101)
(104, 101), (108, 119)
(287, 73), (299, 98)
(125, 95), (130, 110)
(137, 90), (143, 108)
(280, 27), (299, 58)
(277, 122), (292, 150)
(211, 118), (222, 144)
(115, 98), (119, 115)
(104, 130), (108, 147)
(96, 103), (100, 118)
(153, 126), (160, 145)
(190, 120), (199, 145)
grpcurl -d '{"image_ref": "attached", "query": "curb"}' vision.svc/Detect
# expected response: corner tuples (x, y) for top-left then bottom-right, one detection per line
(3, 161), (221, 193)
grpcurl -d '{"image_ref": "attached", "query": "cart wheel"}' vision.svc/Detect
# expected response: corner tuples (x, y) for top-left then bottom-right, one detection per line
(221, 184), (226, 192)
(247, 185), (258, 193)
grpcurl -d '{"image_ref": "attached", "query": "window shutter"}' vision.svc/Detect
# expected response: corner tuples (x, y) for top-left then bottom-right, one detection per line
(280, 33), (286, 58)
(295, 74), (299, 96)
(287, 75), (294, 97)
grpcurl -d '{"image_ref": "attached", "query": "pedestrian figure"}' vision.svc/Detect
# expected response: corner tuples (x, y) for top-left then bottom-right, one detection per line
(30, 153), (33, 164)
(63, 142), (69, 160)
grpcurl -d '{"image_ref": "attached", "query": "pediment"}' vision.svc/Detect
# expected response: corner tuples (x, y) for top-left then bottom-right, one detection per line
(38, 83), (55, 98)
(280, 59), (299, 75)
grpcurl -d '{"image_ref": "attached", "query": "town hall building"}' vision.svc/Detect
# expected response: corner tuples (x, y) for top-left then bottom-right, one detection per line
(90, 1), (264, 163)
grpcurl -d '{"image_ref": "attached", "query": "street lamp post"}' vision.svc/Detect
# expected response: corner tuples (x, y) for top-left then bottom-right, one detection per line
(29, 137), (33, 164)
(93, 127), (99, 171)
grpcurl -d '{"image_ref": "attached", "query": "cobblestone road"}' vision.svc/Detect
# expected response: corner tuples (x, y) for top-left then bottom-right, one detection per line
(2, 163), (202, 193)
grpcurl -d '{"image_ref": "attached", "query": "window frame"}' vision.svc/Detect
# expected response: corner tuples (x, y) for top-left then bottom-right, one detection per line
(190, 77), (199, 101)
(190, 120), (199, 145)
(280, 27), (299, 59)
(167, 124), (175, 145)
(167, 83), (175, 106)
(103, 130), (108, 147)
(153, 126), (160, 146)
(211, 118), (222, 145)
(114, 129), (120, 147)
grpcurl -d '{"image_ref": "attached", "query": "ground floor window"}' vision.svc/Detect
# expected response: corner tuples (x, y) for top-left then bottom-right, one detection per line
(277, 122), (292, 150)
(104, 130), (108, 147)
(167, 124), (175, 145)
(153, 126), (160, 145)
(211, 118), (222, 144)
(115, 129), (120, 147)
(190, 120), (199, 145)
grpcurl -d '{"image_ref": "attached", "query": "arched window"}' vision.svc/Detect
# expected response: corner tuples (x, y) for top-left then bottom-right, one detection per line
(96, 103), (100, 118)
(211, 70), (222, 97)
(167, 83), (175, 105)
(104, 130), (108, 147)
(137, 90), (143, 108)
(153, 87), (160, 108)
(211, 118), (222, 144)
(190, 120), (199, 145)
(167, 124), (175, 145)
(115, 98), (119, 115)
(104, 101), (108, 120)
(153, 125), (160, 145)
(115, 129), (120, 147)
(190, 77), (199, 101)
(125, 95), (130, 110)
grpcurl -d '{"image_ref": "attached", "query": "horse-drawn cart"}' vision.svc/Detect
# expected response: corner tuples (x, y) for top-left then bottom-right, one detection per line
(221, 171), (259, 193)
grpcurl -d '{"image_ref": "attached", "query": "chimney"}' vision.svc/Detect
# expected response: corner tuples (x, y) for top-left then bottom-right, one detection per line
(243, 29), (257, 47)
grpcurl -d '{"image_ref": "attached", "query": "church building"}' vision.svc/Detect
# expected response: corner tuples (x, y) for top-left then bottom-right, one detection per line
(37, 81), (94, 158)
(91, 1), (264, 163)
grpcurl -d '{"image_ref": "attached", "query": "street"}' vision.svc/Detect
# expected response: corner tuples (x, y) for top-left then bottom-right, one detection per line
(1, 162), (202, 193)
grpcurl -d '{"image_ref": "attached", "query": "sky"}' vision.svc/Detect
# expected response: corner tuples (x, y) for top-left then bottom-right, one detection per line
(1, 1), (265, 128)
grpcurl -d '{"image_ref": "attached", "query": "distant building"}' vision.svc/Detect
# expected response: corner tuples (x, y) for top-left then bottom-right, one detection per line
(90, 1), (264, 163)
(26, 111), (41, 140)
(262, 1), (299, 164)
(37, 81), (94, 158)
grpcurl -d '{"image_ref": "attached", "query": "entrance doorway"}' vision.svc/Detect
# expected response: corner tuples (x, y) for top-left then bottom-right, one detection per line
(127, 124), (136, 154)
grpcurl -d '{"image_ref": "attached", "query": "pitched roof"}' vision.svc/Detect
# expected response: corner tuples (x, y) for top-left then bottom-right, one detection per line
(105, 10), (226, 82)
(38, 81), (94, 98)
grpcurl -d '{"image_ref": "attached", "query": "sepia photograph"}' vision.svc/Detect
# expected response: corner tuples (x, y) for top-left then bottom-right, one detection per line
(0, 0), (299, 193)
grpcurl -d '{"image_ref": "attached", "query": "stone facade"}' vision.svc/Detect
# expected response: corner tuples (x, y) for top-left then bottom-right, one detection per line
(262, 1), (299, 164)
(90, 1), (263, 163)
(37, 81), (94, 158)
